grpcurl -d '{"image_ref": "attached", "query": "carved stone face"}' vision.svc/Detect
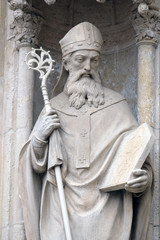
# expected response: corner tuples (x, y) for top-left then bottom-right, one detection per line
(64, 50), (100, 77)
(63, 49), (105, 109)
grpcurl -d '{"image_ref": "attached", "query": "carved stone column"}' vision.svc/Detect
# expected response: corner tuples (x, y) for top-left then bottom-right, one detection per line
(0, 1), (43, 239)
(132, 1), (160, 238)
(132, 1), (159, 125)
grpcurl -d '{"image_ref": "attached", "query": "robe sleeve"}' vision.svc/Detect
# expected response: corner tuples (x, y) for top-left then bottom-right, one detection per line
(19, 140), (42, 240)
(30, 135), (49, 174)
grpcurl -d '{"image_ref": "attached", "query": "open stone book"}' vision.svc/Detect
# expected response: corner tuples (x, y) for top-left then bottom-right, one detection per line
(99, 123), (155, 192)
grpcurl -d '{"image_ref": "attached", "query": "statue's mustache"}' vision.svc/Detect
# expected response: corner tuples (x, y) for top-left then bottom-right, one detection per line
(81, 73), (92, 78)
(69, 69), (98, 84)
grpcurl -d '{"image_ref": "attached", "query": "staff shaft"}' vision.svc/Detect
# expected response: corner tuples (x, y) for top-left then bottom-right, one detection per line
(44, 88), (72, 240)
(25, 47), (72, 240)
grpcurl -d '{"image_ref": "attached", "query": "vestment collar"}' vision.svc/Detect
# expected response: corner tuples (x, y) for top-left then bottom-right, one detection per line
(50, 87), (125, 116)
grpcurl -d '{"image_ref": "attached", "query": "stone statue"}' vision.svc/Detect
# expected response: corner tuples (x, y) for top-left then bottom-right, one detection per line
(19, 22), (153, 240)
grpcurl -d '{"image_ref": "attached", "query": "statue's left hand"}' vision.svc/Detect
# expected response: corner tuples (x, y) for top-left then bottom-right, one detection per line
(125, 169), (150, 193)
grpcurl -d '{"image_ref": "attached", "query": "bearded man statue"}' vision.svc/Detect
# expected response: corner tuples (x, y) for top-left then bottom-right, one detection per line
(19, 22), (152, 240)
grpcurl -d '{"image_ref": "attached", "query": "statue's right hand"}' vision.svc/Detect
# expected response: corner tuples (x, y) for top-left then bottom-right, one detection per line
(35, 110), (60, 141)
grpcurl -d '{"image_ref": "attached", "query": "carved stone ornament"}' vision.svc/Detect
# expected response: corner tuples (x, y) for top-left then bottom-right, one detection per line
(44, 0), (56, 5)
(8, 0), (31, 11)
(138, 3), (149, 15)
(131, 2), (160, 44)
(10, 11), (43, 47)
(8, 0), (43, 47)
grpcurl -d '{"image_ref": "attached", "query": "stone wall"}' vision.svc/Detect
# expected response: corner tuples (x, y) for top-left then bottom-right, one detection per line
(101, 45), (138, 118)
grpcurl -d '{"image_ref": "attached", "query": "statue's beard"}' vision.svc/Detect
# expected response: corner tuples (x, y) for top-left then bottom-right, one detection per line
(64, 69), (105, 109)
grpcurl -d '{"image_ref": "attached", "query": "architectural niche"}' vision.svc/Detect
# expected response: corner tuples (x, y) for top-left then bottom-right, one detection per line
(1, 1), (160, 239)
(29, 0), (136, 53)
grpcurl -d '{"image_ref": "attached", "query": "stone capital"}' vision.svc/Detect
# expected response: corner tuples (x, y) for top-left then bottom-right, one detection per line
(8, 0), (43, 48)
(131, 1), (160, 45)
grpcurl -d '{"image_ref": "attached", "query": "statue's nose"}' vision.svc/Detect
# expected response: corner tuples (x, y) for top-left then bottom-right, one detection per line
(84, 60), (91, 72)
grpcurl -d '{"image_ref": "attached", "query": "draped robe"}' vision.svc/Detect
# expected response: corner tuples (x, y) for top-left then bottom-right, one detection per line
(19, 87), (152, 240)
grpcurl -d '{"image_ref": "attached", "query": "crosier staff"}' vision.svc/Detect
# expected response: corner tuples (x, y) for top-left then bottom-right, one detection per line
(25, 47), (72, 240)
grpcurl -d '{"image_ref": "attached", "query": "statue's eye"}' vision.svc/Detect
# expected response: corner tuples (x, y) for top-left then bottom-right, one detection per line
(92, 58), (99, 63)
(76, 56), (84, 63)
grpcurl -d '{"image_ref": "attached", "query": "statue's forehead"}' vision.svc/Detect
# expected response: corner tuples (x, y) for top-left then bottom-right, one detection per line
(72, 50), (100, 58)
